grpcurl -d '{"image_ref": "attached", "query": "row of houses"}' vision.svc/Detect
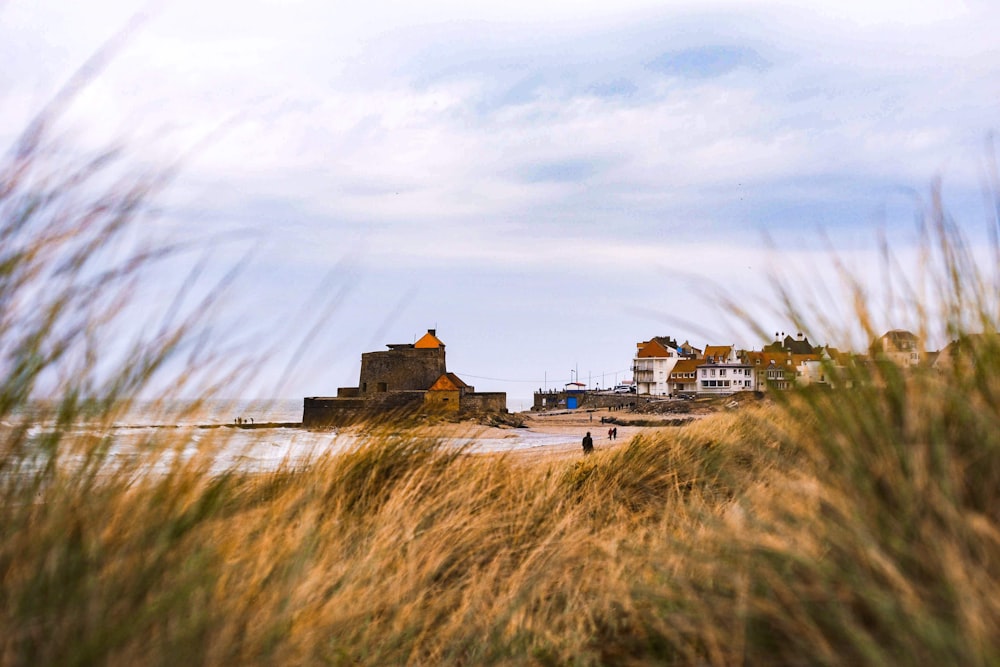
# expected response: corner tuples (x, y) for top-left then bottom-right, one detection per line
(631, 329), (978, 397)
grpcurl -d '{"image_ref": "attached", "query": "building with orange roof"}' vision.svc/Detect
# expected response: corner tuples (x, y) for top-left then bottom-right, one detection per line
(749, 343), (861, 389)
(414, 329), (444, 349)
(697, 344), (756, 395)
(743, 349), (806, 390)
(425, 372), (472, 413)
(668, 358), (701, 395)
(633, 336), (683, 395)
(303, 329), (506, 426)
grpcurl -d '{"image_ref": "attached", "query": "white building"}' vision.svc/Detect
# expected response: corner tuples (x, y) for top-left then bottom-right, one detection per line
(632, 337), (682, 396)
(697, 345), (757, 395)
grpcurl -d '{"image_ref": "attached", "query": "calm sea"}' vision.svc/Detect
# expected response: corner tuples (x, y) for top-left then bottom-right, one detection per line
(4, 398), (571, 474)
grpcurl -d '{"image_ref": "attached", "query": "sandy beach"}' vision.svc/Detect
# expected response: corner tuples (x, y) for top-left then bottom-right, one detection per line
(373, 408), (686, 462)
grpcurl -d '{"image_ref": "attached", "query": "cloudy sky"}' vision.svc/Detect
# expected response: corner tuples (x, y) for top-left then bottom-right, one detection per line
(3, 0), (999, 404)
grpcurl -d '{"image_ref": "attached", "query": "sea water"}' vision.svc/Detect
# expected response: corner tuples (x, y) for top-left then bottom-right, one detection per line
(3, 399), (576, 476)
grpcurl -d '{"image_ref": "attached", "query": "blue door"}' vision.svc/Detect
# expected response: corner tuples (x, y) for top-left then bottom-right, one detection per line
(567, 396), (578, 409)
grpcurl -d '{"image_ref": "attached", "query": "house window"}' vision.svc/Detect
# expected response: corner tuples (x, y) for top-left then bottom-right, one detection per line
(720, 369), (727, 377)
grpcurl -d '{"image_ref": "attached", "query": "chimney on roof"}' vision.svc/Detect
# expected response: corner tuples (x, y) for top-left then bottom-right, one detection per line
(797, 332), (804, 340)
(428, 329), (436, 336)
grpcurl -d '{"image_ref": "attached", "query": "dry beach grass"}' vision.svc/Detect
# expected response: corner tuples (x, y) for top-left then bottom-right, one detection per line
(3, 86), (1000, 664)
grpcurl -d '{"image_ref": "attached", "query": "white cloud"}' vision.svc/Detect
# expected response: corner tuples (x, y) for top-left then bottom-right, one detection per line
(5, 0), (999, 398)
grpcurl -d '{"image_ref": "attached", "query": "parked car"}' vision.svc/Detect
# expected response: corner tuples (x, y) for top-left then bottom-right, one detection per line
(613, 385), (636, 394)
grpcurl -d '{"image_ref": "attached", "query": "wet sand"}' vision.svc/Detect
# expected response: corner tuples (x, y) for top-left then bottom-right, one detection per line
(391, 409), (661, 462)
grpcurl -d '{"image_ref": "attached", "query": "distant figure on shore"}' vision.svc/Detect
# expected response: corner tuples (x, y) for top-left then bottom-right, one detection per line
(608, 427), (613, 440)
(612, 426), (618, 440)
(582, 431), (594, 454)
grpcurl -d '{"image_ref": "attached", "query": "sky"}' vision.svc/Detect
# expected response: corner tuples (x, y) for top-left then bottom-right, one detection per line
(3, 0), (999, 405)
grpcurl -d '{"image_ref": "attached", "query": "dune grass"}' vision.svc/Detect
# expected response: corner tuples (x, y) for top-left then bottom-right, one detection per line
(3, 100), (1000, 664)
(4, 380), (998, 665)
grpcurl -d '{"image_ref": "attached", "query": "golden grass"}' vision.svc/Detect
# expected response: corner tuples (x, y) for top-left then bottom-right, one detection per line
(3, 88), (1000, 664)
(6, 387), (996, 665)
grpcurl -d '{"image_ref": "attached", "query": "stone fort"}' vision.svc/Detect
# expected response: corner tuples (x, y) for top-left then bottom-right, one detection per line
(302, 329), (507, 427)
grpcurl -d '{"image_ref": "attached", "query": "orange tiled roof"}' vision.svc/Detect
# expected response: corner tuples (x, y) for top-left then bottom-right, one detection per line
(428, 373), (469, 391)
(703, 345), (732, 361)
(636, 338), (672, 358)
(745, 350), (794, 367)
(669, 358), (702, 376)
(415, 330), (444, 349)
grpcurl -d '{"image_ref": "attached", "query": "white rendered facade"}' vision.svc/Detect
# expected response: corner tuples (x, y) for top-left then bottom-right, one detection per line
(697, 346), (757, 395)
(633, 341), (680, 396)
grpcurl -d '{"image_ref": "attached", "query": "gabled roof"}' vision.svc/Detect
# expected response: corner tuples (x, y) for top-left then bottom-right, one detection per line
(652, 335), (680, 349)
(679, 340), (702, 357)
(875, 329), (918, 353)
(415, 329), (444, 349)
(428, 372), (469, 391)
(764, 333), (815, 355)
(636, 338), (673, 358)
(703, 345), (733, 362)
(934, 332), (1000, 368)
(669, 358), (702, 375)
(744, 350), (794, 367)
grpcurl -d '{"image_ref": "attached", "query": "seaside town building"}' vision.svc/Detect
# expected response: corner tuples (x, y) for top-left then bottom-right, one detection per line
(632, 336), (683, 396)
(871, 329), (922, 367)
(533, 327), (951, 413)
(667, 358), (700, 396)
(697, 345), (757, 395)
(764, 332), (816, 355)
(933, 333), (1000, 372)
(302, 329), (506, 427)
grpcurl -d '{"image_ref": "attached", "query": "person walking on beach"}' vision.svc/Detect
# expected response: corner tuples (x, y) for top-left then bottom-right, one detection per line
(582, 431), (594, 454)
(612, 426), (618, 440)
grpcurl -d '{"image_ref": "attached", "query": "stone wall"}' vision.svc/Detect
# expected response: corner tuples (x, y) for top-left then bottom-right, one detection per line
(303, 392), (426, 427)
(358, 347), (447, 395)
(424, 389), (461, 413)
(461, 392), (508, 414)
